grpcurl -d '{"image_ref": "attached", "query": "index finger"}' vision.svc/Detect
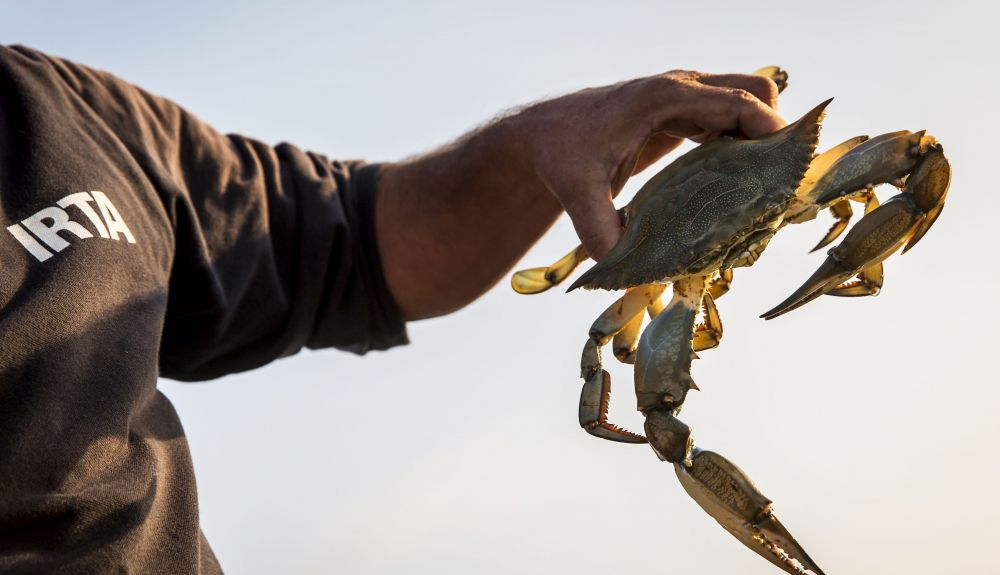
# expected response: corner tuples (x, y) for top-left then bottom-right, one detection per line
(700, 73), (780, 110)
(657, 79), (787, 139)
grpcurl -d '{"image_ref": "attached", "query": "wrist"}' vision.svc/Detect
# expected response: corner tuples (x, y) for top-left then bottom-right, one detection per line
(462, 109), (562, 213)
(480, 110), (538, 180)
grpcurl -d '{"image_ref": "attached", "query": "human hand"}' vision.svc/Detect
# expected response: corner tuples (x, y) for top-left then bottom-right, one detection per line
(511, 71), (785, 260)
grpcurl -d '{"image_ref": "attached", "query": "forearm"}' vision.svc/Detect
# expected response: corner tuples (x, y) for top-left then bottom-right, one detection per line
(375, 116), (562, 321)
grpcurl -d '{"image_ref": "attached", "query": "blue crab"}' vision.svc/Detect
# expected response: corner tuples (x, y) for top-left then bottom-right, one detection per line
(510, 68), (951, 575)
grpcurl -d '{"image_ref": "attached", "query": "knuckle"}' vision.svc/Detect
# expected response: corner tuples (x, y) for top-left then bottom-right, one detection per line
(728, 87), (752, 101)
(726, 87), (757, 109)
(660, 69), (701, 85)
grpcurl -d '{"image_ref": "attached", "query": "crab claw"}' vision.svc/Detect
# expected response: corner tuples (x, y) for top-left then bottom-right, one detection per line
(675, 449), (826, 575)
(579, 369), (647, 443)
(901, 144), (950, 253)
(807, 130), (936, 209)
(762, 187), (935, 320)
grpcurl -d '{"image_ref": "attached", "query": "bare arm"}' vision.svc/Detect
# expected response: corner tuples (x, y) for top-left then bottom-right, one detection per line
(375, 71), (784, 321)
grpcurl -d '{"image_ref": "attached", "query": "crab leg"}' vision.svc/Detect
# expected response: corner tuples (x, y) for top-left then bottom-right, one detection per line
(618, 295), (671, 359)
(674, 450), (826, 575)
(511, 244), (588, 294)
(753, 66), (789, 94)
(825, 261), (883, 297)
(675, 270), (731, 356)
(612, 312), (644, 364)
(762, 198), (918, 319)
(782, 135), (870, 228)
(647, 294), (667, 318)
(901, 144), (951, 253)
(579, 370), (646, 443)
(798, 135), (870, 196)
(782, 131), (936, 253)
(707, 268), (734, 300)
(810, 188), (881, 253)
(613, 283), (680, 364)
(692, 292), (723, 353)
(635, 276), (825, 574)
(810, 199), (853, 252)
(634, 276), (705, 413)
(762, 144), (950, 320)
(586, 285), (667, 363)
(579, 285), (665, 443)
(803, 130), (935, 208)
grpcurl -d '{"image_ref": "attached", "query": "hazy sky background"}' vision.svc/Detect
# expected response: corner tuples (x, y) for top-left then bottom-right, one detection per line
(3, 1), (998, 573)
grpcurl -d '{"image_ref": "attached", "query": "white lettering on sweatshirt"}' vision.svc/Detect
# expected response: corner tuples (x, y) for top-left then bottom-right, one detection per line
(6, 190), (136, 262)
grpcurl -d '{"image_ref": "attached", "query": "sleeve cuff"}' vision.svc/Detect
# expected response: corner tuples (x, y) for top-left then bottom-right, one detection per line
(308, 162), (409, 354)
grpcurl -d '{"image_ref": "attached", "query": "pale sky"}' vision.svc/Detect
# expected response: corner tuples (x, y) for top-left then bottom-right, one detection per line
(3, 1), (998, 573)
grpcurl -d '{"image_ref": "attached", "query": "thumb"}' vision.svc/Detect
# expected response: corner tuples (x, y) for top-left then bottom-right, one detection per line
(559, 186), (623, 261)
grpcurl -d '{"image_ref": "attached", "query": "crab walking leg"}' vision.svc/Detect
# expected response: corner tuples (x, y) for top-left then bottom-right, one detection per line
(752, 66), (789, 94)
(762, 145), (950, 320)
(613, 283), (674, 364)
(587, 285), (668, 362)
(862, 189), (881, 214)
(613, 294), (678, 365)
(579, 285), (666, 443)
(634, 277), (826, 575)
(612, 312), (644, 364)
(810, 199), (853, 253)
(511, 244), (588, 294)
(616, 277), (711, 364)
(811, 187), (881, 253)
(647, 294), (667, 318)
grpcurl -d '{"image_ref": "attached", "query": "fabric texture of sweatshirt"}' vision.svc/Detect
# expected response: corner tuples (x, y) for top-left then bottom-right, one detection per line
(0, 45), (408, 573)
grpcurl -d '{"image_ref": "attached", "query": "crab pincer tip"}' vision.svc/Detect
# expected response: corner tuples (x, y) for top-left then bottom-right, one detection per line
(760, 257), (852, 320)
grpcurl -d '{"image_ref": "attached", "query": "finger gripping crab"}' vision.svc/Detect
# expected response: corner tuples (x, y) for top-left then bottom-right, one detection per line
(510, 69), (951, 575)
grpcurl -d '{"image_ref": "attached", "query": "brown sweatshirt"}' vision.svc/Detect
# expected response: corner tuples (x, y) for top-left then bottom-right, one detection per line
(0, 45), (407, 574)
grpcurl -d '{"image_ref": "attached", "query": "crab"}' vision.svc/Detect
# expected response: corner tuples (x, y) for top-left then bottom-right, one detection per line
(509, 67), (951, 575)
